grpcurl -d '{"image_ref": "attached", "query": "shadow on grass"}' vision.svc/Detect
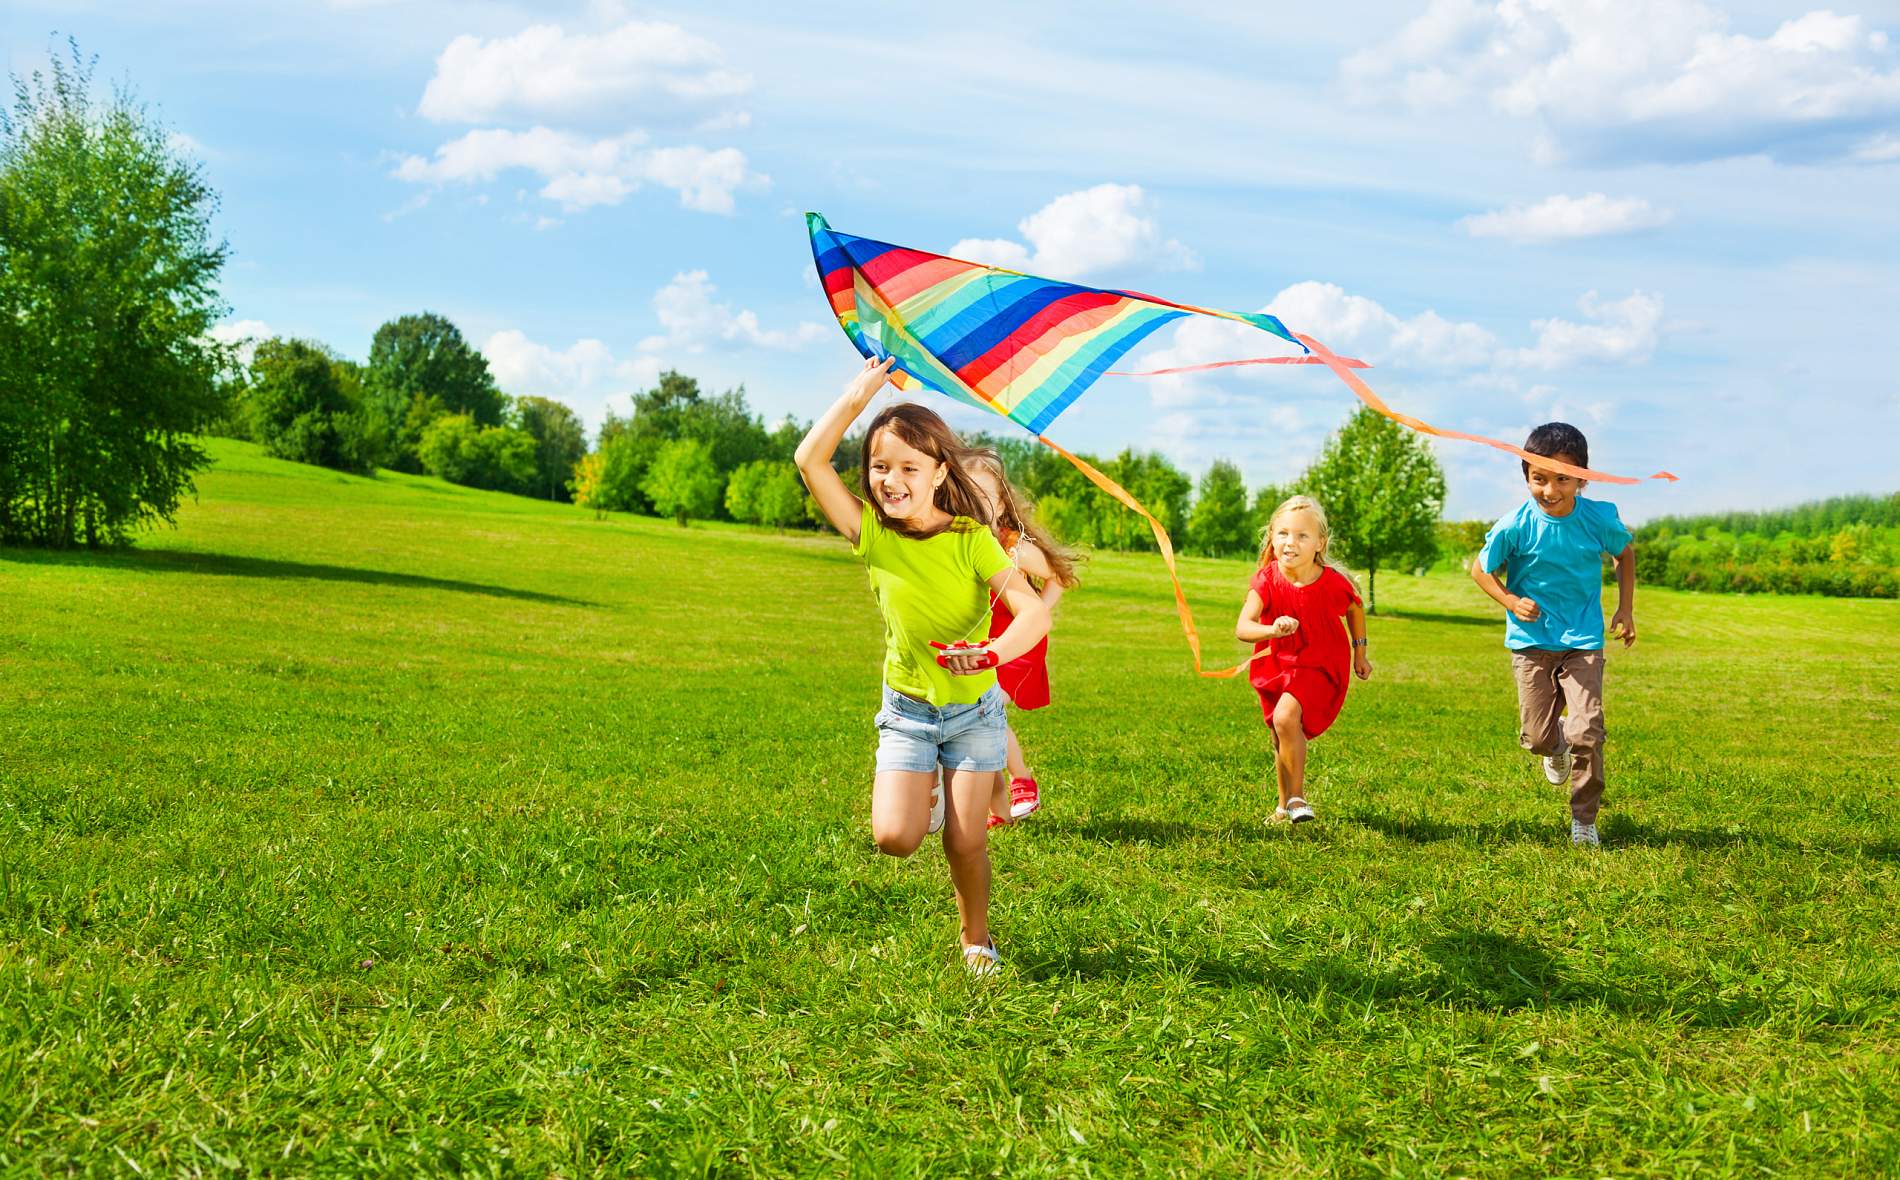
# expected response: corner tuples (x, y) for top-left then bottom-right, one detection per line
(1023, 927), (1897, 1029)
(0, 546), (594, 607)
(1350, 807), (1898, 859)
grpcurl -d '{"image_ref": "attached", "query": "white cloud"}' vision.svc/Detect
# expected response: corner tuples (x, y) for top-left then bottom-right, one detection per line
(391, 127), (763, 213)
(484, 330), (618, 394)
(209, 319), (272, 367)
(1507, 291), (1665, 369)
(948, 184), (1197, 280)
(1459, 193), (1674, 242)
(419, 22), (750, 126)
(1344, 1), (1900, 164)
(1129, 282), (1664, 428)
(643, 270), (828, 352)
(1266, 282), (1500, 369)
(481, 330), (662, 430)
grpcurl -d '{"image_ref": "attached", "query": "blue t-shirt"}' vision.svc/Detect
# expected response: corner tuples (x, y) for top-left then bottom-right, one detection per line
(1477, 496), (1632, 651)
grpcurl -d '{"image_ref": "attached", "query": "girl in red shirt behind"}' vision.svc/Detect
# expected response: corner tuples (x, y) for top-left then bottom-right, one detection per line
(963, 450), (1082, 828)
(1235, 495), (1372, 825)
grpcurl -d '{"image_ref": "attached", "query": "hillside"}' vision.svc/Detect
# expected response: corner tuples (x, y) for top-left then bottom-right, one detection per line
(2, 439), (1897, 1175)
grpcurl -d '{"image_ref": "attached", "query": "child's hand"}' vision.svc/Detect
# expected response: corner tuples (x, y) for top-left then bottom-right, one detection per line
(844, 356), (896, 408)
(1610, 606), (1636, 647)
(1270, 616), (1299, 638)
(930, 641), (999, 675)
(1509, 596), (1541, 623)
(1353, 651), (1373, 680)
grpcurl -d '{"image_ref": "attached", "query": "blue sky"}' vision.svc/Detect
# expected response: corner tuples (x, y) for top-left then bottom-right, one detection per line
(7, 0), (1897, 521)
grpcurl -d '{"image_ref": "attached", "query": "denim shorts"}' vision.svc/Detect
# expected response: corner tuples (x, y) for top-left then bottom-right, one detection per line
(873, 683), (1008, 774)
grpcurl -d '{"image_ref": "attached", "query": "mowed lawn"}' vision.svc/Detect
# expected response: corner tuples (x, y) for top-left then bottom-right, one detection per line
(2, 439), (1896, 1177)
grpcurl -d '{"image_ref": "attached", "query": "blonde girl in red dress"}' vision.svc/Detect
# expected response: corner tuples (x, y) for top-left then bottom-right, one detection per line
(1235, 495), (1372, 824)
(962, 450), (1083, 828)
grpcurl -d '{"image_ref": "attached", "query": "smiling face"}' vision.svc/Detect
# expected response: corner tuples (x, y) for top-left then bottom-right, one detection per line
(1271, 508), (1325, 577)
(866, 426), (949, 525)
(1525, 453), (1586, 518)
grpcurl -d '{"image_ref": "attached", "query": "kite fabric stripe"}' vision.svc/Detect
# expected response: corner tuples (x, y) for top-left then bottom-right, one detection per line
(807, 212), (1676, 677)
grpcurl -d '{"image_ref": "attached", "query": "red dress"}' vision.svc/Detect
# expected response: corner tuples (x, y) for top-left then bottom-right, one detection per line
(1249, 563), (1360, 738)
(987, 529), (1051, 710)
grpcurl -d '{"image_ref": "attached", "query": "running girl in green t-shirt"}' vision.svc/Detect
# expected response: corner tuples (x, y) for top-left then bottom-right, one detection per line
(796, 358), (1051, 977)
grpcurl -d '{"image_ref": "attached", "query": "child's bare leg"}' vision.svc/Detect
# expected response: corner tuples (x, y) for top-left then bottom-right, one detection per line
(986, 726), (1031, 820)
(942, 768), (995, 947)
(1271, 695), (1307, 808)
(870, 770), (936, 857)
(1004, 727), (1031, 781)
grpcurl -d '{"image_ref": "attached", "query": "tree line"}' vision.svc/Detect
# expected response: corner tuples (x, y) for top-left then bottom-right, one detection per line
(1629, 493), (1899, 598)
(212, 315), (587, 506)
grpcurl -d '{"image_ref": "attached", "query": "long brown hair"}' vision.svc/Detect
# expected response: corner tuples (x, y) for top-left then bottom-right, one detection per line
(1258, 493), (1361, 596)
(859, 402), (992, 537)
(962, 449), (1084, 589)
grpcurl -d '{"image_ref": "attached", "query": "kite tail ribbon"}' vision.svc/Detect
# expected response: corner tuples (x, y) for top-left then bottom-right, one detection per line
(1033, 434), (1257, 680)
(1291, 333), (1677, 485)
(1107, 354), (1368, 376)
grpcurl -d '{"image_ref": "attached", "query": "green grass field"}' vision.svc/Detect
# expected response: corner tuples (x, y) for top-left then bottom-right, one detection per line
(3, 439), (1896, 1177)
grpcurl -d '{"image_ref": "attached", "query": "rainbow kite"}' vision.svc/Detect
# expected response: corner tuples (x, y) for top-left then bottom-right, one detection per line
(807, 212), (1674, 675)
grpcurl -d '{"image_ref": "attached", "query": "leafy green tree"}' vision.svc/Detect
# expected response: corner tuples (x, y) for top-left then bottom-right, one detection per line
(573, 430), (659, 514)
(728, 460), (807, 531)
(724, 460), (769, 524)
(755, 463), (808, 531)
(764, 417), (805, 464)
(1248, 482), (1293, 544)
(247, 338), (380, 474)
(569, 451), (608, 517)
(1095, 450), (1191, 552)
(512, 395), (587, 502)
(679, 387), (769, 480)
(1436, 519), (1490, 568)
(642, 438), (721, 526)
(1188, 460), (1252, 557)
(1299, 406), (1446, 612)
(0, 47), (229, 547)
(418, 413), (535, 493)
(365, 312), (503, 471)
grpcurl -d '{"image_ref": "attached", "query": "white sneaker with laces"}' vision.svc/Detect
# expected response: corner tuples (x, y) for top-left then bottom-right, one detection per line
(1544, 741), (1573, 786)
(927, 782), (945, 835)
(1570, 819), (1600, 848)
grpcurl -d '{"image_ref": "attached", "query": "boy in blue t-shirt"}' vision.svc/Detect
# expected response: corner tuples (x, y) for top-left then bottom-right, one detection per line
(1471, 423), (1637, 848)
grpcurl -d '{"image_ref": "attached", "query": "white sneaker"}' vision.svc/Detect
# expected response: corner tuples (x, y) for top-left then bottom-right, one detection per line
(962, 942), (1001, 978)
(1544, 742), (1572, 786)
(1570, 819), (1600, 848)
(927, 781), (946, 835)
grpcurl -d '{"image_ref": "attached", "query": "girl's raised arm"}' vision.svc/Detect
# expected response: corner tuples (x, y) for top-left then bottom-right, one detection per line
(795, 358), (895, 543)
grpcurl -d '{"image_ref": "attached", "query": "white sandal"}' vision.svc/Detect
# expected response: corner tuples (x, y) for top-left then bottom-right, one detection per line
(962, 942), (1001, 978)
(1285, 797), (1316, 824)
(927, 782), (946, 835)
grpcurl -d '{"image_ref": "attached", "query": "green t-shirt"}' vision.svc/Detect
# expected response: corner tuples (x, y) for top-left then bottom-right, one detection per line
(852, 499), (1013, 706)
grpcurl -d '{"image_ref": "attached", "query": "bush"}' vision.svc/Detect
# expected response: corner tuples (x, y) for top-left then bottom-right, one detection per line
(641, 438), (721, 526)
(418, 414), (535, 494)
(247, 339), (381, 475)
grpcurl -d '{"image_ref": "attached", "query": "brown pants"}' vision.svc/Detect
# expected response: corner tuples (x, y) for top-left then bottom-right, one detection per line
(1510, 649), (1606, 824)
